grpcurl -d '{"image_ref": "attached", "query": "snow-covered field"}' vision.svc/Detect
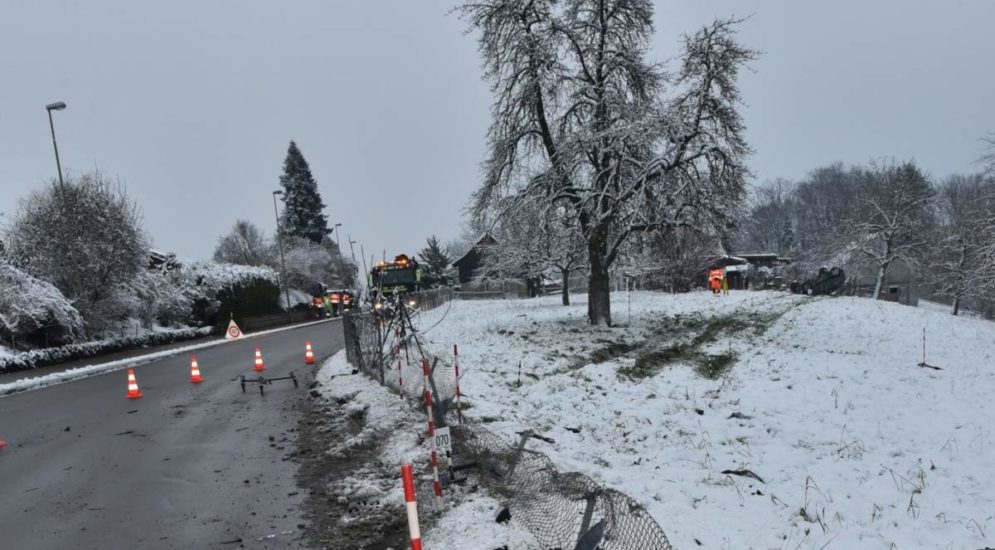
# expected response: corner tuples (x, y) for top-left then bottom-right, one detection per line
(409, 290), (995, 549)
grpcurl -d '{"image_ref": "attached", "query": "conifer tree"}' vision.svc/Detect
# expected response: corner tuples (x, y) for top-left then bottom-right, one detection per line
(419, 235), (452, 288)
(279, 141), (331, 244)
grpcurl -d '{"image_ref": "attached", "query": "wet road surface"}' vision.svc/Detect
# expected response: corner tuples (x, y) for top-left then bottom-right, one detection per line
(0, 320), (343, 550)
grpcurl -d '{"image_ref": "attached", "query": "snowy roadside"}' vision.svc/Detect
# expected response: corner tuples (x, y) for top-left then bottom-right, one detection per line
(309, 350), (539, 549)
(0, 318), (336, 397)
(410, 290), (995, 549)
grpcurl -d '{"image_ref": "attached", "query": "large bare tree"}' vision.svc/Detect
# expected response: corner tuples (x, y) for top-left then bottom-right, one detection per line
(982, 133), (995, 176)
(737, 178), (796, 255)
(213, 220), (271, 266)
(459, 0), (756, 325)
(480, 196), (587, 305)
(849, 162), (934, 300)
(929, 174), (995, 315)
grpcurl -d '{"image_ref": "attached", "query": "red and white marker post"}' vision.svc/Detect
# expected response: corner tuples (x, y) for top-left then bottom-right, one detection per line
(421, 358), (443, 498)
(401, 464), (422, 550)
(453, 344), (463, 426)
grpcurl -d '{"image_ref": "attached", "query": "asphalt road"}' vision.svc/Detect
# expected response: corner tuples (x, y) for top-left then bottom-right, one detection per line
(0, 319), (343, 550)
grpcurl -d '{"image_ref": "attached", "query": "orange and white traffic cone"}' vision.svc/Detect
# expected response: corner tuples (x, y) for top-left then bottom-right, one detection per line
(254, 348), (265, 372)
(304, 342), (315, 365)
(190, 357), (204, 384)
(125, 369), (143, 399)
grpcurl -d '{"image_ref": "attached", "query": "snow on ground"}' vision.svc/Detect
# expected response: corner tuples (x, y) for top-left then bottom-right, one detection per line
(918, 298), (984, 319)
(314, 351), (539, 549)
(422, 493), (541, 550)
(0, 346), (13, 361)
(411, 290), (995, 549)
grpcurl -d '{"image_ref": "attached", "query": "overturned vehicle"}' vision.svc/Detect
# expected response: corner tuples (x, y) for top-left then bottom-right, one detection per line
(790, 267), (846, 296)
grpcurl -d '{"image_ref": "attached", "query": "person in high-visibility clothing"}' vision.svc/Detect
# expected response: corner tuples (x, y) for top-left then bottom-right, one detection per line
(329, 291), (342, 317)
(708, 268), (723, 295)
(721, 276), (729, 296)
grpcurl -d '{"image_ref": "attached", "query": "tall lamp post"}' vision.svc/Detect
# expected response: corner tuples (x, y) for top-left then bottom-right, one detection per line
(347, 236), (357, 265)
(45, 101), (67, 194)
(271, 190), (293, 323)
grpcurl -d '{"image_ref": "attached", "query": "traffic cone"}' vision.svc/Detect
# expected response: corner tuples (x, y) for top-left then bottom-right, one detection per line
(125, 369), (143, 399)
(304, 342), (315, 365)
(254, 348), (265, 372)
(190, 357), (204, 384)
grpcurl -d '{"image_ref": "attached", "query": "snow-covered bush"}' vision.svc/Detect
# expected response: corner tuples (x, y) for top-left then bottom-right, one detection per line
(282, 235), (351, 290)
(0, 261), (85, 347)
(3, 172), (147, 330)
(121, 270), (193, 328)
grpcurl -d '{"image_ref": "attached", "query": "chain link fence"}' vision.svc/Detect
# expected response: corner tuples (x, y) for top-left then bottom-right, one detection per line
(342, 291), (674, 550)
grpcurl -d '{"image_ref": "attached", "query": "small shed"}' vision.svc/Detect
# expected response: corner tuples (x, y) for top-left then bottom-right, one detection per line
(850, 259), (919, 306)
(452, 234), (497, 285)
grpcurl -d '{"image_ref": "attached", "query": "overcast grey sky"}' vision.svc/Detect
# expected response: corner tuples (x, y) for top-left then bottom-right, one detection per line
(2, 1), (993, 262)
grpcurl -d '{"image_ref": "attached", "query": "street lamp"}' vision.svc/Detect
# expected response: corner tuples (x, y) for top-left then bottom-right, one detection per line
(334, 223), (342, 252)
(271, 190), (293, 323)
(45, 101), (67, 192)
(347, 235), (357, 265)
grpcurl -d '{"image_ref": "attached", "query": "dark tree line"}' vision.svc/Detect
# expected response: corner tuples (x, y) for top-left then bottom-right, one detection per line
(735, 159), (995, 314)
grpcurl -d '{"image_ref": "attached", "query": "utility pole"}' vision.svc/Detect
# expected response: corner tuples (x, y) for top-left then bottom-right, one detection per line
(334, 223), (342, 253)
(360, 243), (369, 298)
(272, 190), (293, 323)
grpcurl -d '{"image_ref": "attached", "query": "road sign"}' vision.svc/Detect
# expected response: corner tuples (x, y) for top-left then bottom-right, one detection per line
(225, 320), (243, 340)
(434, 426), (452, 453)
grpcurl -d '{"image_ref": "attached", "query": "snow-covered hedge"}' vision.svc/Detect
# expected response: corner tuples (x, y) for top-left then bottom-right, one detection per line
(181, 261), (282, 327)
(185, 262), (278, 294)
(0, 325), (213, 373)
(0, 261), (85, 347)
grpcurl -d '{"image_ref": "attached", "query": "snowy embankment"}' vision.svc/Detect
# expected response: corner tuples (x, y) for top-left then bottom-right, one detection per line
(411, 291), (995, 549)
(311, 351), (540, 549)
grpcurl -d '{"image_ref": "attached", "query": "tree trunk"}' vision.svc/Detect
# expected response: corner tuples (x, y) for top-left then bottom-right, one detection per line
(872, 262), (889, 300)
(561, 268), (570, 306)
(587, 227), (611, 326)
(952, 243), (966, 316)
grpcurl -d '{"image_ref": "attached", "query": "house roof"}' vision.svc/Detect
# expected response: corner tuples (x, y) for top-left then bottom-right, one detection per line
(452, 233), (497, 267)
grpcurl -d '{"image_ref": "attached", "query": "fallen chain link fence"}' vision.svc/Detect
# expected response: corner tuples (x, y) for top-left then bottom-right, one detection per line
(343, 292), (674, 550)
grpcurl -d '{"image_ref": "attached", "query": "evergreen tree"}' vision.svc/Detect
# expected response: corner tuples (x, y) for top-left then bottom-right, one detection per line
(279, 141), (331, 244)
(419, 235), (452, 288)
